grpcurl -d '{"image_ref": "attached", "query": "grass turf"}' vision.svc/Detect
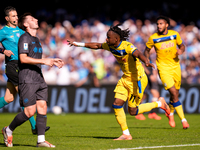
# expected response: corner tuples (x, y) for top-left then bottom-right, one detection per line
(0, 113), (199, 150)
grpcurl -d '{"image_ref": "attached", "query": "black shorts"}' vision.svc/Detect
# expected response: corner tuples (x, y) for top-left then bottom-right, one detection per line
(19, 82), (48, 107)
(5, 60), (19, 86)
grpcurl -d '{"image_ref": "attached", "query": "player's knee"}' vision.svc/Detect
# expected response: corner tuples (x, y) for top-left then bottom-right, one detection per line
(37, 101), (47, 114)
(25, 110), (36, 118)
(113, 98), (125, 106)
(128, 107), (138, 116)
(170, 93), (179, 103)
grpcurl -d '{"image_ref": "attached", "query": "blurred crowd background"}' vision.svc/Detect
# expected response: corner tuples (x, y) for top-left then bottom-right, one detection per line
(0, 1), (200, 86)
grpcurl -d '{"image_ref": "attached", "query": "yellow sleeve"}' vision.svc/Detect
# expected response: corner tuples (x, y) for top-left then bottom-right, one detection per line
(101, 42), (110, 51)
(146, 36), (154, 49)
(127, 44), (138, 54)
(176, 32), (183, 45)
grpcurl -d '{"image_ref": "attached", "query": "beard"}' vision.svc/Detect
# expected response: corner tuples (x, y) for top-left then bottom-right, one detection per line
(157, 28), (166, 35)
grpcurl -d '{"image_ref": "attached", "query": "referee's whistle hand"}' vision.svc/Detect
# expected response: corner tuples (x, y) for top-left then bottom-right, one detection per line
(4, 50), (14, 57)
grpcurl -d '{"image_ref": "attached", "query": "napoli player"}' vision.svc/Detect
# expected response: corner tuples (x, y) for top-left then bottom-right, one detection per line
(2, 13), (64, 147)
(0, 6), (49, 134)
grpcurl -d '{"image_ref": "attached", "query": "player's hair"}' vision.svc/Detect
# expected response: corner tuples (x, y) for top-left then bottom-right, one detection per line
(18, 12), (32, 31)
(109, 24), (130, 41)
(4, 6), (16, 16)
(156, 16), (170, 26)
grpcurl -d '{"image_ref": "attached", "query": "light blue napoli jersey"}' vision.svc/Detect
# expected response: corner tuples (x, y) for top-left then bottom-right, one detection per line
(0, 26), (25, 62)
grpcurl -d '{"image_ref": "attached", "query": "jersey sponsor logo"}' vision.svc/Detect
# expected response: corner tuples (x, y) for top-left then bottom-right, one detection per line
(116, 57), (126, 62)
(160, 42), (174, 50)
(13, 30), (19, 32)
(24, 43), (28, 50)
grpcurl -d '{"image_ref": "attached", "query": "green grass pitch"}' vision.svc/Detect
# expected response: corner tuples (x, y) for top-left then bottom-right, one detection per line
(0, 113), (199, 150)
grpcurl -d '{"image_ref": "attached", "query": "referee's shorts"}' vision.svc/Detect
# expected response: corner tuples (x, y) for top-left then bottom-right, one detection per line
(5, 60), (19, 86)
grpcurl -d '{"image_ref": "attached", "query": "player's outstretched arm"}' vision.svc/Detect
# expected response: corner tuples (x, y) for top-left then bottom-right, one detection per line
(67, 40), (102, 49)
(132, 49), (155, 69)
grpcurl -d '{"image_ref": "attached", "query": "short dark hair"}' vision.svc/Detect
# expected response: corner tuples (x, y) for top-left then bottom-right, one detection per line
(4, 6), (16, 16)
(109, 24), (130, 41)
(156, 16), (170, 26)
(18, 12), (32, 31)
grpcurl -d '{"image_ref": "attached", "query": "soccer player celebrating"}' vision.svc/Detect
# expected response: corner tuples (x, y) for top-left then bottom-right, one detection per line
(2, 13), (64, 147)
(68, 24), (170, 140)
(144, 16), (189, 129)
(0, 6), (45, 134)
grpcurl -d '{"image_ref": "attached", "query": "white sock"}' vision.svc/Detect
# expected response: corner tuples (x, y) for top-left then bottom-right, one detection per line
(181, 118), (187, 122)
(156, 101), (162, 108)
(123, 129), (130, 135)
(6, 126), (13, 136)
(169, 113), (174, 116)
(38, 135), (45, 143)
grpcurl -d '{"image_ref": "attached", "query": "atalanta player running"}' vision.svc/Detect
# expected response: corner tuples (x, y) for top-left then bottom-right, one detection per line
(68, 24), (170, 140)
(144, 16), (189, 129)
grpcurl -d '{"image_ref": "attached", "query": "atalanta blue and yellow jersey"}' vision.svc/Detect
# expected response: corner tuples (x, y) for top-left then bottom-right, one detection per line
(102, 41), (145, 81)
(146, 30), (182, 69)
(0, 26), (25, 62)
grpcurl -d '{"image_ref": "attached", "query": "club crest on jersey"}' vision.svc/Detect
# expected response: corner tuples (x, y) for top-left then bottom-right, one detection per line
(16, 33), (20, 37)
(24, 43), (28, 50)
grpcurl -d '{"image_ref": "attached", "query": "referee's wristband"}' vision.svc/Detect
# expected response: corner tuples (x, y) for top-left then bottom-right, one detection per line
(0, 48), (5, 54)
(73, 42), (85, 47)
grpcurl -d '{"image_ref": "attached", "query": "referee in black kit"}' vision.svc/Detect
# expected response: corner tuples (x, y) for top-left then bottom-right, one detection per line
(2, 13), (64, 148)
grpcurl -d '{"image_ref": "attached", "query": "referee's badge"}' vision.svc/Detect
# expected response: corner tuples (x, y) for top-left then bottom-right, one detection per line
(24, 43), (28, 50)
(16, 33), (20, 37)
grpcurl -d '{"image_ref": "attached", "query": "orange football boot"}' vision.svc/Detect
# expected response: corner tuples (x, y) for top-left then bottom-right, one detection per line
(158, 97), (170, 115)
(114, 134), (132, 140)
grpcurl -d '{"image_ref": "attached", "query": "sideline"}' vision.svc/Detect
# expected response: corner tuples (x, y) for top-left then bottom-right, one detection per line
(108, 143), (200, 150)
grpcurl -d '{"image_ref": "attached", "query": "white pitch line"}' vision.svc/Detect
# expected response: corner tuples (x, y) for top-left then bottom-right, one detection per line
(109, 143), (200, 150)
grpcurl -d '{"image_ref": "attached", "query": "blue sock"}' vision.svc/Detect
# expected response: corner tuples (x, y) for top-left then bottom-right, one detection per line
(22, 107), (36, 129)
(0, 97), (8, 109)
